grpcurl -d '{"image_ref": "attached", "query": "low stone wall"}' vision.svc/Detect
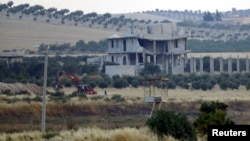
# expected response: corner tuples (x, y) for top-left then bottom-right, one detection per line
(105, 65), (136, 77)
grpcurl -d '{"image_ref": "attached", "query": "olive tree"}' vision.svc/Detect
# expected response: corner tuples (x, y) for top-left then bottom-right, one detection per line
(146, 110), (197, 141)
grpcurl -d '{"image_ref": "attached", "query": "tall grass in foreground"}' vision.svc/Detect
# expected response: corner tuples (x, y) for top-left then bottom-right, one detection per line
(0, 127), (194, 141)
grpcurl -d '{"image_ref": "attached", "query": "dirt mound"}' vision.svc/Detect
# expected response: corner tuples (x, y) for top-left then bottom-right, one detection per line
(0, 82), (43, 95)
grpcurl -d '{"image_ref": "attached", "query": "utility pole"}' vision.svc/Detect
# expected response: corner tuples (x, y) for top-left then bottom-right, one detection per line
(41, 45), (48, 134)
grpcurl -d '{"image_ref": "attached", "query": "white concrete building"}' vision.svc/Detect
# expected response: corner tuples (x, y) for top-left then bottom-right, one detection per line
(0, 49), (26, 64)
(88, 23), (190, 77)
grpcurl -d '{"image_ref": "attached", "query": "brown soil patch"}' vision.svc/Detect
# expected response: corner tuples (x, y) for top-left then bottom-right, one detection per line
(0, 82), (42, 95)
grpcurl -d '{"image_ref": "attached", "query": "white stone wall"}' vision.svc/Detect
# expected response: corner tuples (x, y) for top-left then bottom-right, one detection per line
(172, 66), (185, 74)
(105, 65), (136, 77)
(107, 38), (142, 53)
(106, 54), (126, 65)
(146, 23), (177, 36)
(169, 38), (186, 52)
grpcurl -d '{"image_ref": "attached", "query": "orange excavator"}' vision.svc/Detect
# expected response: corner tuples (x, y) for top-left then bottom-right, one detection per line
(53, 71), (97, 94)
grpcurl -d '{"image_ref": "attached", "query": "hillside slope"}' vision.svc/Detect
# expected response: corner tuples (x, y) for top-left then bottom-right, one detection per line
(1, 5), (250, 52)
(0, 18), (119, 51)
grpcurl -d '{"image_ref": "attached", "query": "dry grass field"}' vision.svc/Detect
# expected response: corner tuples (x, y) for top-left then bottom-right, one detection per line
(0, 18), (119, 51)
(0, 87), (245, 141)
(2, 82), (250, 104)
(71, 85), (250, 102)
(0, 127), (190, 141)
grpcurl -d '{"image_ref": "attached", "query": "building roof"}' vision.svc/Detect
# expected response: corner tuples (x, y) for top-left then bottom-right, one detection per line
(107, 23), (188, 41)
(138, 34), (187, 41)
(0, 50), (25, 58)
(107, 33), (137, 40)
(108, 34), (122, 39)
(107, 33), (187, 41)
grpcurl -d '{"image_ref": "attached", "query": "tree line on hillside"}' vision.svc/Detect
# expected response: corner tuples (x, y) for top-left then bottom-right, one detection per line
(1, 57), (250, 91)
(187, 37), (250, 52)
(0, 1), (170, 31)
(2, 1), (250, 43)
(38, 40), (108, 54)
(146, 8), (250, 21)
(203, 10), (222, 21)
(178, 20), (250, 31)
(35, 36), (250, 54)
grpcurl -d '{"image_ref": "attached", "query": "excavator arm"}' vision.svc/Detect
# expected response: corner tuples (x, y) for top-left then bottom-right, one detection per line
(53, 71), (80, 91)
(53, 71), (97, 94)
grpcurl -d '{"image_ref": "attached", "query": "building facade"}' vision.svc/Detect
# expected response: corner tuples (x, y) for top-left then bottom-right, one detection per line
(88, 23), (190, 77)
(0, 49), (26, 64)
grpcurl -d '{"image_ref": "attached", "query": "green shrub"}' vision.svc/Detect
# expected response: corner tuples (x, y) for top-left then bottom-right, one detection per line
(146, 110), (197, 141)
(141, 63), (161, 75)
(194, 110), (234, 135)
(49, 91), (67, 102)
(131, 79), (140, 88)
(200, 82), (208, 91)
(113, 79), (128, 89)
(43, 131), (59, 139)
(22, 97), (31, 103)
(200, 101), (228, 113)
(192, 81), (200, 90)
(89, 81), (97, 88)
(207, 83), (214, 90)
(2, 89), (12, 96)
(15, 90), (30, 95)
(68, 91), (79, 98)
(98, 80), (108, 88)
(111, 94), (125, 102)
(245, 80), (250, 90)
(50, 91), (65, 97)
(79, 94), (88, 100)
(219, 78), (228, 90)
(68, 91), (87, 99)
(228, 81), (239, 90)
(178, 81), (189, 89)
(33, 96), (42, 102)
(90, 95), (104, 100)
(104, 97), (111, 102)
(210, 78), (217, 85)
(193, 101), (234, 135)
(168, 81), (176, 89)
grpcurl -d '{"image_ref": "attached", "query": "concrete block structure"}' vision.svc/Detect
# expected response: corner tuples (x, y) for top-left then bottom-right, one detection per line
(0, 49), (26, 64)
(188, 55), (250, 75)
(103, 23), (190, 77)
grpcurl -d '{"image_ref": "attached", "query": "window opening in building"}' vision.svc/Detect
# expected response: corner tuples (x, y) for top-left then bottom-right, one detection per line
(139, 53), (143, 63)
(116, 40), (119, 48)
(175, 40), (178, 48)
(123, 56), (127, 65)
(111, 40), (114, 48)
(166, 41), (169, 52)
(123, 40), (126, 51)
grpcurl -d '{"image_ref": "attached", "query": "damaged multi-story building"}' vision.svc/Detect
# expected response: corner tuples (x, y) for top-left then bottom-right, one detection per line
(88, 23), (190, 77)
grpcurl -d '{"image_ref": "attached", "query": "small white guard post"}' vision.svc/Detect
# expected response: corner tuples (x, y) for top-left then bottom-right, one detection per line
(143, 78), (168, 118)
